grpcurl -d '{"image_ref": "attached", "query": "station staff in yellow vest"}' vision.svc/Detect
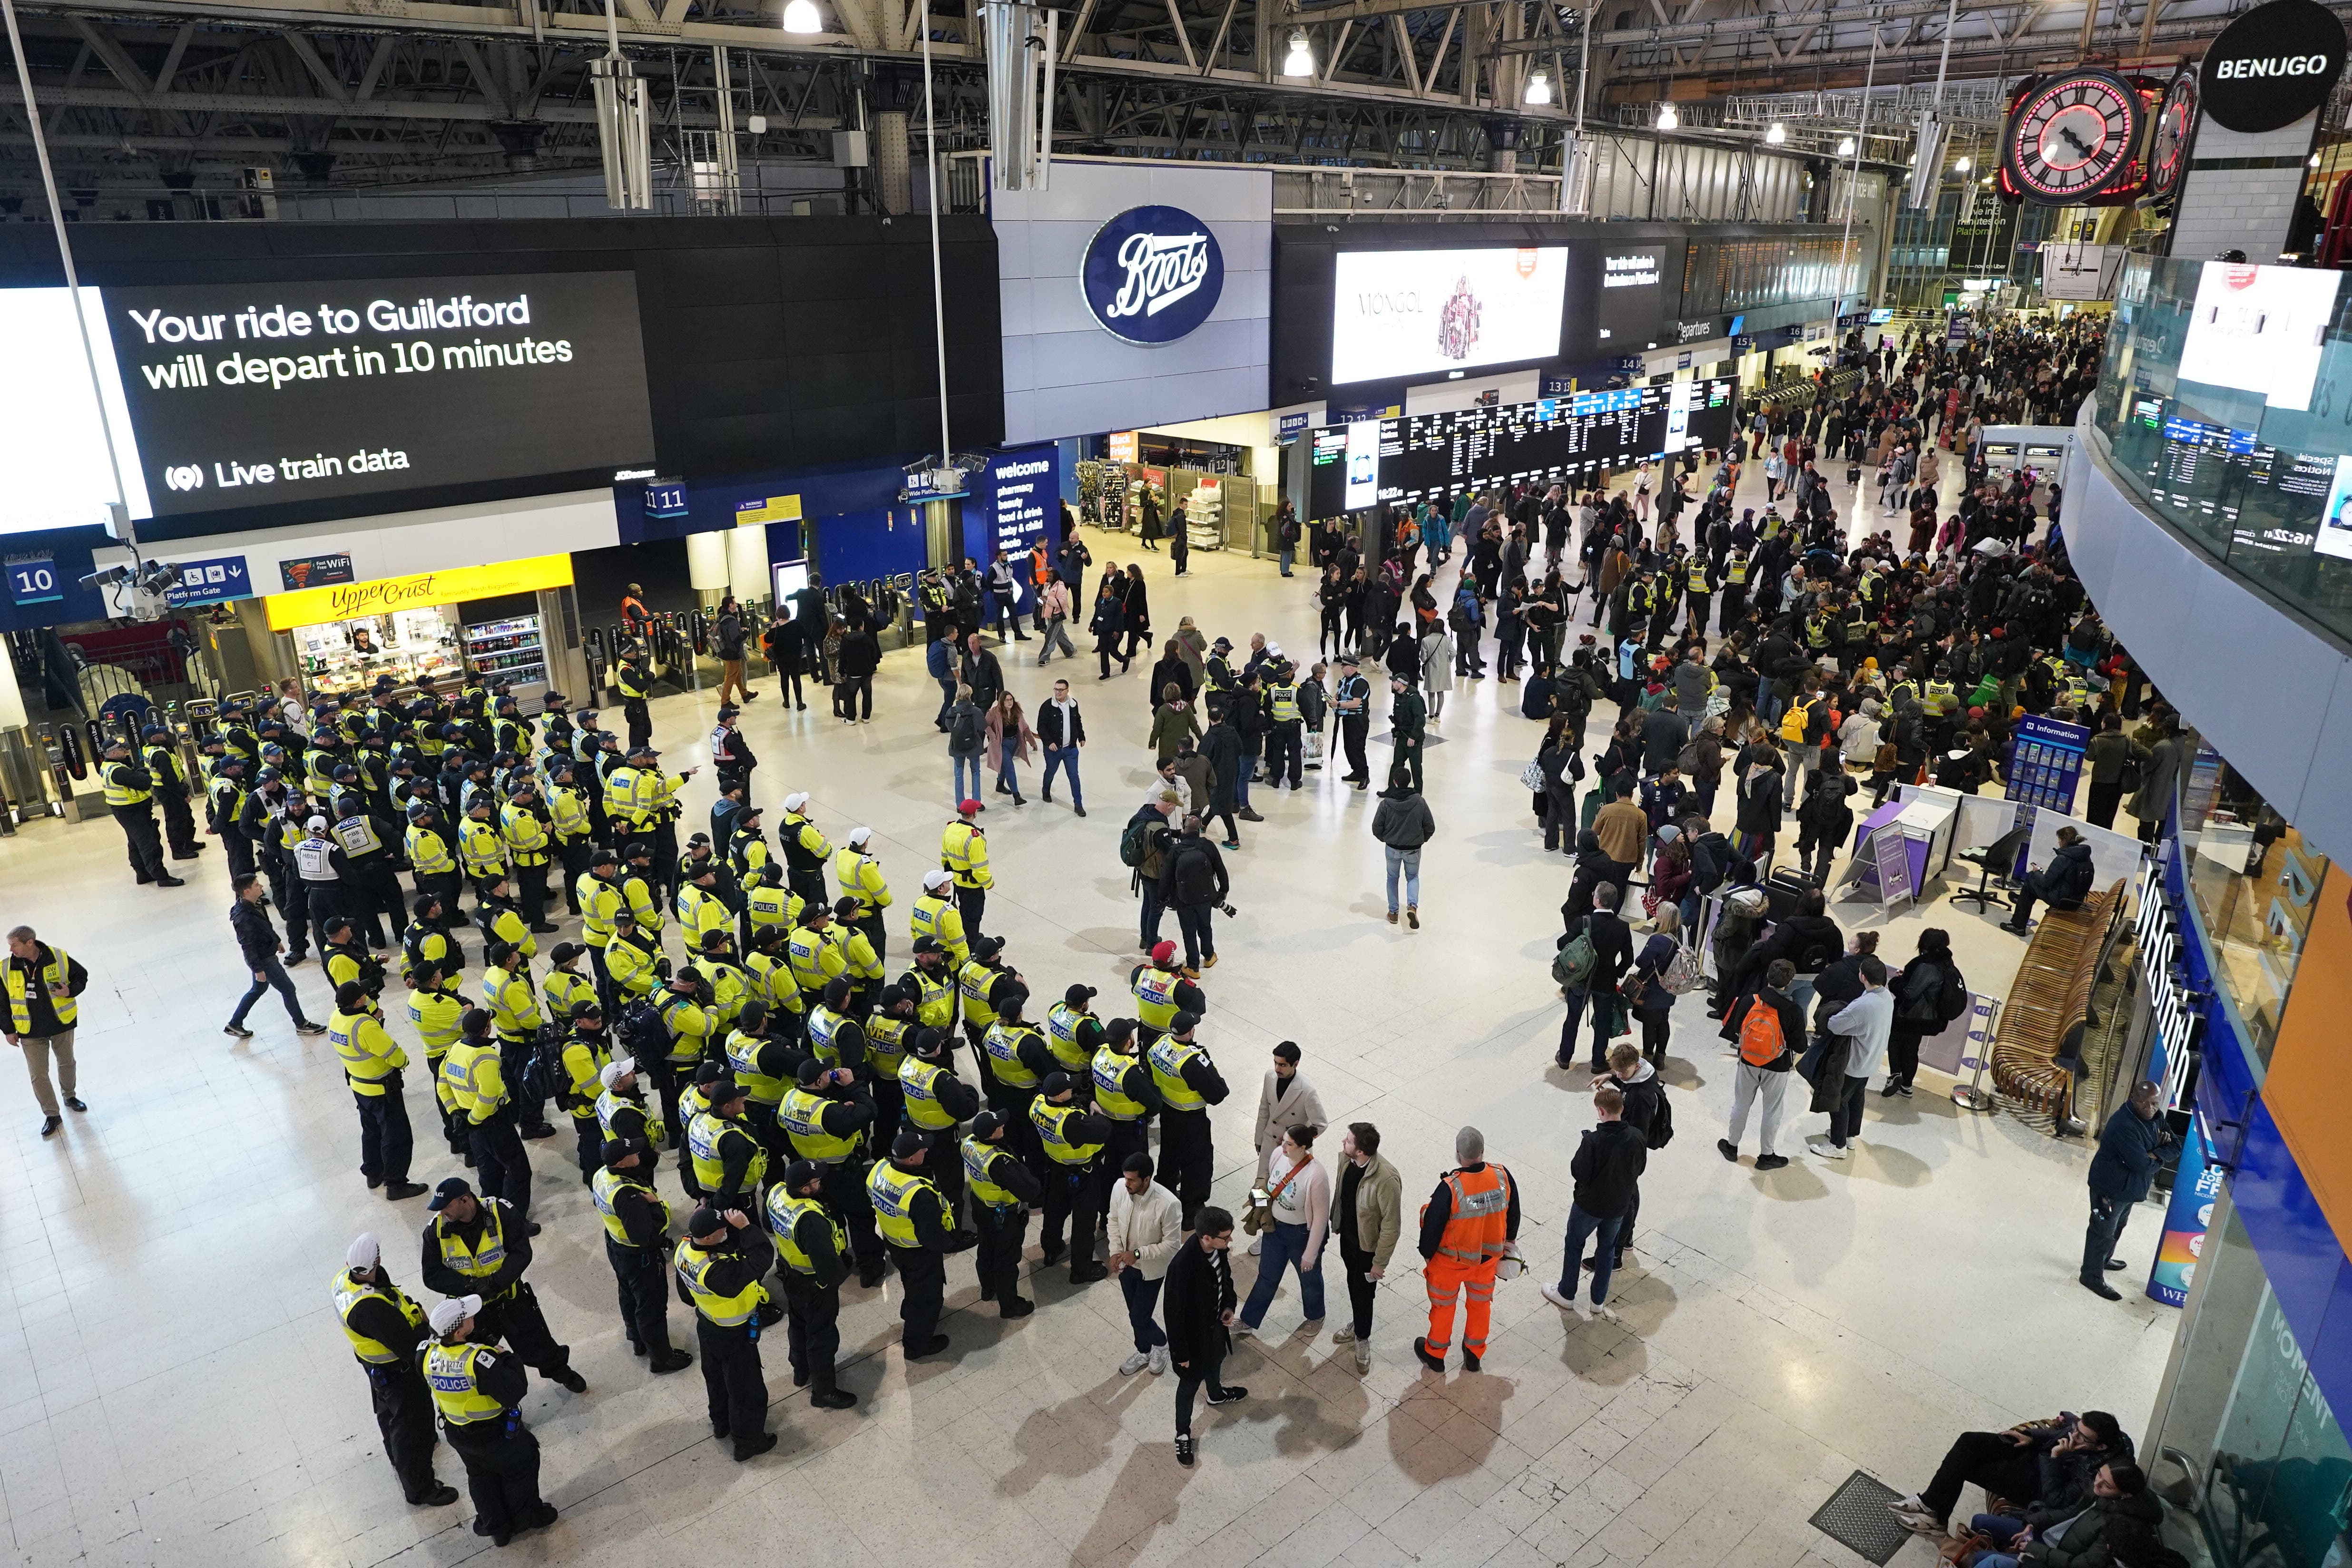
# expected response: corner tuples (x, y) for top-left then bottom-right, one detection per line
(418, 1293), (555, 1546)
(909, 868), (969, 965)
(332, 1232), (457, 1509)
(868, 1129), (955, 1359)
(832, 826), (892, 960)
(591, 1137), (693, 1374)
(331, 980), (429, 1201)
(673, 1204), (779, 1460)
(419, 1176), (587, 1390)
(5, 926), (89, 1137)
(764, 1159), (860, 1409)
(941, 800), (993, 936)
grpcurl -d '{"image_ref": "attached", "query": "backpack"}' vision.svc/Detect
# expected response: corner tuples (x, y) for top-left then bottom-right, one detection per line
(1658, 944), (1704, 995)
(1119, 813), (1160, 869)
(621, 999), (668, 1062)
(1553, 930), (1598, 991)
(1737, 1001), (1789, 1067)
(1638, 1081), (1675, 1148)
(1779, 703), (1810, 745)
(1676, 739), (1703, 776)
(1896, 963), (1946, 1024)
(1171, 841), (1217, 905)
(1803, 698), (1834, 746)
(951, 706), (983, 753)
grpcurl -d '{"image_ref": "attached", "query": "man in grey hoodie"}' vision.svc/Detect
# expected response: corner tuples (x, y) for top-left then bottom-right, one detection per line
(1372, 779), (1436, 929)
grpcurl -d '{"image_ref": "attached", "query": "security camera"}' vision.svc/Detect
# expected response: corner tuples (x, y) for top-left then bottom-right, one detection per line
(81, 564), (133, 590)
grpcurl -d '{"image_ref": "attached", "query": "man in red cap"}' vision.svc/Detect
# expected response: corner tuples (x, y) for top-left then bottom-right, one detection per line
(941, 801), (993, 936)
(1130, 940), (1206, 1049)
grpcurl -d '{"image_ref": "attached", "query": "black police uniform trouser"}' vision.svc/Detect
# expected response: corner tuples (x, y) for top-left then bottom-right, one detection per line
(698, 1318), (770, 1454)
(443, 1418), (544, 1537)
(889, 1245), (946, 1352)
(469, 1111), (534, 1222)
(820, 1161), (884, 1274)
(1102, 1119), (1149, 1184)
(555, 841), (590, 914)
(858, 913), (886, 967)
(355, 1074), (415, 1185)
(780, 1273), (842, 1392)
(480, 1284), (573, 1378)
(159, 791), (200, 857)
(514, 862), (550, 928)
(304, 879), (347, 961)
(497, 1033), (550, 1129)
(606, 1237), (676, 1354)
(263, 849), (294, 916)
(1043, 1159), (1107, 1274)
(430, 1066), (468, 1155)
(1268, 722), (1303, 788)
(367, 1363), (442, 1502)
(957, 884), (987, 938)
(917, 1126), (966, 1222)
(357, 867), (405, 948)
(571, 1115), (602, 1183)
(652, 824), (681, 900)
(1341, 716), (1371, 781)
(971, 1199), (1027, 1303)
(221, 825), (256, 882)
(117, 805), (169, 883)
(1157, 1108), (1214, 1228)
(624, 699), (652, 751)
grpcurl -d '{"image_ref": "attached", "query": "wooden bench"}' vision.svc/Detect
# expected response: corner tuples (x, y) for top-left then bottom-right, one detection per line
(1991, 881), (2125, 1116)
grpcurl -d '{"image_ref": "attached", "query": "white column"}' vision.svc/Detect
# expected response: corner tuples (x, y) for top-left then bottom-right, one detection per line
(687, 530), (730, 595)
(726, 524), (770, 601)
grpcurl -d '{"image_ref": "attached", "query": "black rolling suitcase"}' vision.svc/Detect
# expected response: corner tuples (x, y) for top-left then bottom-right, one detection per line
(1764, 867), (1814, 920)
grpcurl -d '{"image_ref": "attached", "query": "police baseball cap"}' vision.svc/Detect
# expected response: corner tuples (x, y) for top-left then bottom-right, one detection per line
(570, 998), (603, 1021)
(600, 1058), (636, 1087)
(783, 1158), (822, 1190)
(590, 847), (619, 867)
(970, 1110), (1002, 1139)
(796, 1058), (827, 1085)
(710, 1079), (747, 1105)
(1338, 652), (1360, 666)
(426, 1176), (474, 1211)
(1065, 983), (1097, 1006)
(686, 1206), (728, 1240)
(891, 1128), (927, 1159)
(602, 1136), (645, 1166)
(624, 840), (652, 859)
(973, 934), (1005, 958)
(334, 980), (370, 1010)
(1171, 1010), (1202, 1033)
(428, 1294), (482, 1336)
(1105, 1017), (1138, 1043)
(1041, 1071), (1072, 1098)
(911, 935), (941, 955)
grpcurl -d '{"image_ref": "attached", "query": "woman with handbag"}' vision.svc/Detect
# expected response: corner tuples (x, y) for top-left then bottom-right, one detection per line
(1232, 1125), (1330, 1338)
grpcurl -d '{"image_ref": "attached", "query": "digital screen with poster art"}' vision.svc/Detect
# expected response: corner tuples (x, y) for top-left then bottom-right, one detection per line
(1328, 246), (1569, 386)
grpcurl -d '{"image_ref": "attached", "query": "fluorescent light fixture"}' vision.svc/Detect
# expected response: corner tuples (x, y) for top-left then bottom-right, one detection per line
(1953, 156), (1970, 173)
(1526, 70), (1552, 105)
(1765, 121), (1786, 144)
(1656, 102), (1679, 130)
(1842, 137), (1858, 156)
(782, 0), (822, 31)
(1283, 29), (1314, 76)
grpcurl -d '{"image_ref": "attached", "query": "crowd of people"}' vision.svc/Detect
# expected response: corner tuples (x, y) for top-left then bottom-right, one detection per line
(20, 310), (2195, 1556)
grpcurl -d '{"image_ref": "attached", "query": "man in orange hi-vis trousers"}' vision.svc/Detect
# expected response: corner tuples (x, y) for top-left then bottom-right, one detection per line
(1414, 1126), (1520, 1372)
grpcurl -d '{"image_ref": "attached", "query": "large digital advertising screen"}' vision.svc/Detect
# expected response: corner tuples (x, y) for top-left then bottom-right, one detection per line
(2176, 260), (2342, 413)
(1329, 246), (1569, 386)
(0, 271), (657, 538)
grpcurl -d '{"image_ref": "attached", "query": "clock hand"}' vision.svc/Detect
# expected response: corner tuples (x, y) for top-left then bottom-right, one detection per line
(2057, 125), (2094, 158)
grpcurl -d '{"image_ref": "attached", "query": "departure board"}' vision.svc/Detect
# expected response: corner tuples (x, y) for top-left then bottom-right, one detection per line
(2127, 405), (2340, 555)
(1306, 378), (1735, 516)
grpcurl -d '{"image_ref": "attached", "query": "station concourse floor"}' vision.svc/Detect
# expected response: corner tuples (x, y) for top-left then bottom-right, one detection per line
(0, 455), (2177, 1568)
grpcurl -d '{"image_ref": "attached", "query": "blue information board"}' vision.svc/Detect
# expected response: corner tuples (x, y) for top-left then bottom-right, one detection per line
(2005, 713), (2089, 838)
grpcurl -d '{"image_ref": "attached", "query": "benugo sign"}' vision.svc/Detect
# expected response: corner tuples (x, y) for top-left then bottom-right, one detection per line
(265, 552), (573, 630)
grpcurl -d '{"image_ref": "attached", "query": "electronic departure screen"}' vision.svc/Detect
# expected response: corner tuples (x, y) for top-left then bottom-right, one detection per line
(2120, 400), (2340, 557)
(1307, 378), (1735, 517)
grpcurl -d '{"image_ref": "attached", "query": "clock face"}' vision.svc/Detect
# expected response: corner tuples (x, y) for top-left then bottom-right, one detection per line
(2150, 72), (2198, 199)
(2003, 70), (2146, 204)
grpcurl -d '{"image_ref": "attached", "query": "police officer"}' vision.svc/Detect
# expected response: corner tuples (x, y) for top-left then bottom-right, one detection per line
(868, 1128), (955, 1358)
(616, 645), (654, 751)
(577, 847), (626, 1007)
(330, 980), (428, 1201)
(557, 999), (613, 1184)
(591, 1137), (693, 1373)
(896, 1025), (980, 1224)
(941, 800), (992, 935)
(402, 893), (466, 985)
(780, 1058), (885, 1286)
(419, 1293), (557, 1547)
(1129, 940), (1206, 1049)
(545, 759), (594, 915)
(405, 803), (464, 917)
(961, 1109), (1040, 1316)
(1147, 1011), (1229, 1228)
(674, 1203), (779, 1460)
(1032, 1071), (1115, 1283)
(978, 984), (1052, 1167)
(1262, 658), (1304, 789)
(1333, 653), (1373, 789)
(777, 792), (832, 911)
(440, 1010), (537, 1228)
(139, 725), (205, 860)
(723, 999), (797, 1160)
(481, 941), (553, 1139)
(595, 1056), (666, 1176)
(959, 933), (1018, 1058)
(331, 771), (405, 948)
(909, 869), (969, 964)
(687, 1080), (769, 1213)
(101, 739), (184, 887)
(458, 794), (509, 911)
(206, 753), (257, 880)
(323, 917), (388, 1002)
(832, 826), (891, 960)
(1044, 982), (1106, 1081)
(407, 960), (470, 1159)
(1090, 1017), (1162, 1179)
(500, 781), (559, 934)
(764, 1159), (857, 1408)
(333, 1233), (457, 1508)
(420, 1176), (586, 1394)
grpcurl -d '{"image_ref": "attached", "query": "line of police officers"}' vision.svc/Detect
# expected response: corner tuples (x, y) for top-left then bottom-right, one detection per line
(330, 788), (1243, 1538)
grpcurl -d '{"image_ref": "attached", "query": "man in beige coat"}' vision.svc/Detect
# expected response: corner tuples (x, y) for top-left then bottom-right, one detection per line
(1251, 1042), (1330, 1217)
(1333, 1122), (1403, 1373)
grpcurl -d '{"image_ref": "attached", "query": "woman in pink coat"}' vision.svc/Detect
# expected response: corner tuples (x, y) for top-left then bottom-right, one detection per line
(985, 690), (1038, 807)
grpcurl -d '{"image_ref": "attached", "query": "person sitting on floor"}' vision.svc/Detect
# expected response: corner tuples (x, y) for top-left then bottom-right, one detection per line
(1890, 1410), (2136, 1540)
(1954, 1458), (2158, 1568)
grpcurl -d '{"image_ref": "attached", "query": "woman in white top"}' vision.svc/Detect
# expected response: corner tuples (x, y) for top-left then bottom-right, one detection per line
(1234, 1125), (1331, 1335)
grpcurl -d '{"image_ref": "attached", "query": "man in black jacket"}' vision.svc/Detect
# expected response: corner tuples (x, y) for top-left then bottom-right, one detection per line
(1561, 884), (1635, 1074)
(2003, 826), (2097, 935)
(1037, 679), (1087, 816)
(225, 873), (327, 1039)
(2080, 1080), (2170, 1299)
(1732, 887), (1844, 1010)
(1159, 820), (1230, 976)
(1540, 1084), (1647, 1320)
(960, 631), (1005, 715)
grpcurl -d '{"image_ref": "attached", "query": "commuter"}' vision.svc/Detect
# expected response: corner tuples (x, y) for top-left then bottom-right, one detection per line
(1538, 1084), (1645, 1322)
(1331, 1121), (1403, 1374)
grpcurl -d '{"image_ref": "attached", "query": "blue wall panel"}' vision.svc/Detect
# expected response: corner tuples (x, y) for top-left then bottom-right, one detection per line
(806, 508), (927, 590)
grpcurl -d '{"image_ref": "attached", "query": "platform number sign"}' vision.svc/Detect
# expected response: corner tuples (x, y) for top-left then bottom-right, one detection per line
(6, 553), (62, 606)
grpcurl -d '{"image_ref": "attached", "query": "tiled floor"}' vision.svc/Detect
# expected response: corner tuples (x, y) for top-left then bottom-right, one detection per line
(0, 454), (2178, 1568)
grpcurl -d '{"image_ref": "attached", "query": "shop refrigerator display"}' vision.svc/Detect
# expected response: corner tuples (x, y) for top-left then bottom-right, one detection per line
(1184, 478), (1226, 551)
(292, 608), (461, 697)
(462, 614), (549, 694)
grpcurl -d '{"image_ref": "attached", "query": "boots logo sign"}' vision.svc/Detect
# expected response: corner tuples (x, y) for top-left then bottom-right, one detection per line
(1080, 206), (1225, 346)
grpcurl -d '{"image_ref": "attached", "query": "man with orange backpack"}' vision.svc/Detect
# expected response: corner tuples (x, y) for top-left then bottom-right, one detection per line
(1717, 958), (1806, 1171)
(1412, 1126), (1519, 1372)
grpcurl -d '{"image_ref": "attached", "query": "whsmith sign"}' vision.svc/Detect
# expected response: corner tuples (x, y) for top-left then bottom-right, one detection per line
(1080, 206), (1225, 346)
(2198, 0), (2348, 133)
